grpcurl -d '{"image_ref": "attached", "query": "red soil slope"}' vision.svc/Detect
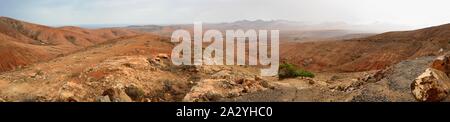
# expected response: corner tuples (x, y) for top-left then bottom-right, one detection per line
(0, 17), (140, 72)
(282, 23), (450, 72)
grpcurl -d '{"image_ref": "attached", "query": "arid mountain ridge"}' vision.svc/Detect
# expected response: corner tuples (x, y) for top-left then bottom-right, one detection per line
(0, 17), (140, 72)
(0, 17), (450, 102)
(1, 17), (450, 74)
(281, 23), (450, 72)
(125, 20), (380, 42)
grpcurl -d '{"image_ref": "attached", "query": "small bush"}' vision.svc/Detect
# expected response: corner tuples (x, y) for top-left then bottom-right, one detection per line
(69, 72), (81, 78)
(125, 85), (145, 101)
(65, 35), (77, 45)
(278, 63), (315, 79)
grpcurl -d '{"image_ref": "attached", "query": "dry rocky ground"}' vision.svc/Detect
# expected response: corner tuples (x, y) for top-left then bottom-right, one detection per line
(223, 54), (450, 102)
(2, 41), (450, 102)
(0, 34), (272, 102)
(1, 17), (450, 102)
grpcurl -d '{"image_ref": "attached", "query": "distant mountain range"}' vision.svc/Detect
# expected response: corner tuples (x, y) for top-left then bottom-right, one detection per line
(281, 23), (450, 72)
(126, 19), (413, 33)
(125, 19), (399, 42)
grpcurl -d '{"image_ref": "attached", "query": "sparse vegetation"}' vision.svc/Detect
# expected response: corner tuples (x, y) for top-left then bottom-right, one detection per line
(69, 72), (81, 78)
(278, 63), (315, 79)
(125, 85), (145, 101)
(65, 35), (77, 45)
(138, 79), (191, 102)
(36, 70), (44, 76)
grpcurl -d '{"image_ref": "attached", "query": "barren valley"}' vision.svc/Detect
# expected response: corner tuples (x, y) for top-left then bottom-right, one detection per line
(1, 17), (450, 102)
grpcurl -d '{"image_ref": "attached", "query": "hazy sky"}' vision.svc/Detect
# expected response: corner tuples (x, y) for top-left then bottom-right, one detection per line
(1, 0), (450, 28)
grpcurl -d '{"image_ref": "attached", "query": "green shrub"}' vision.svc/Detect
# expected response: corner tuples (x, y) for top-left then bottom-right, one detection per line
(278, 63), (315, 79)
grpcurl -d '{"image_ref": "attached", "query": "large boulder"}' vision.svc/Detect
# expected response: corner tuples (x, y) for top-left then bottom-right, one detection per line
(102, 88), (133, 102)
(183, 79), (243, 102)
(124, 84), (145, 101)
(430, 55), (450, 74)
(0, 98), (6, 102)
(183, 76), (270, 102)
(96, 96), (112, 102)
(351, 56), (435, 102)
(411, 68), (450, 102)
(58, 81), (85, 102)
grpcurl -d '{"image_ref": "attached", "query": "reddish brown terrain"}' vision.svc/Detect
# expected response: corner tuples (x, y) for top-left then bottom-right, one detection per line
(1, 17), (450, 102)
(0, 32), (269, 102)
(125, 20), (376, 43)
(0, 17), (140, 72)
(281, 24), (450, 72)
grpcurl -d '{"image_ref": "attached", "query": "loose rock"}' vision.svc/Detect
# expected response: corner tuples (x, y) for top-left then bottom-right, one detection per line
(125, 85), (145, 101)
(96, 96), (112, 102)
(411, 68), (450, 102)
(102, 88), (133, 102)
(431, 54), (450, 74)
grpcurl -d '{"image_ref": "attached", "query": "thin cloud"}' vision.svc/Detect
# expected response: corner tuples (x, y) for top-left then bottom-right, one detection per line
(0, 0), (449, 29)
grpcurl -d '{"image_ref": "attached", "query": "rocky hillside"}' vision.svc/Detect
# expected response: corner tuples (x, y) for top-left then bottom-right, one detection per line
(222, 53), (450, 102)
(0, 17), (140, 72)
(0, 33), (271, 102)
(281, 23), (450, 72)
(1, 17), (450, 102)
